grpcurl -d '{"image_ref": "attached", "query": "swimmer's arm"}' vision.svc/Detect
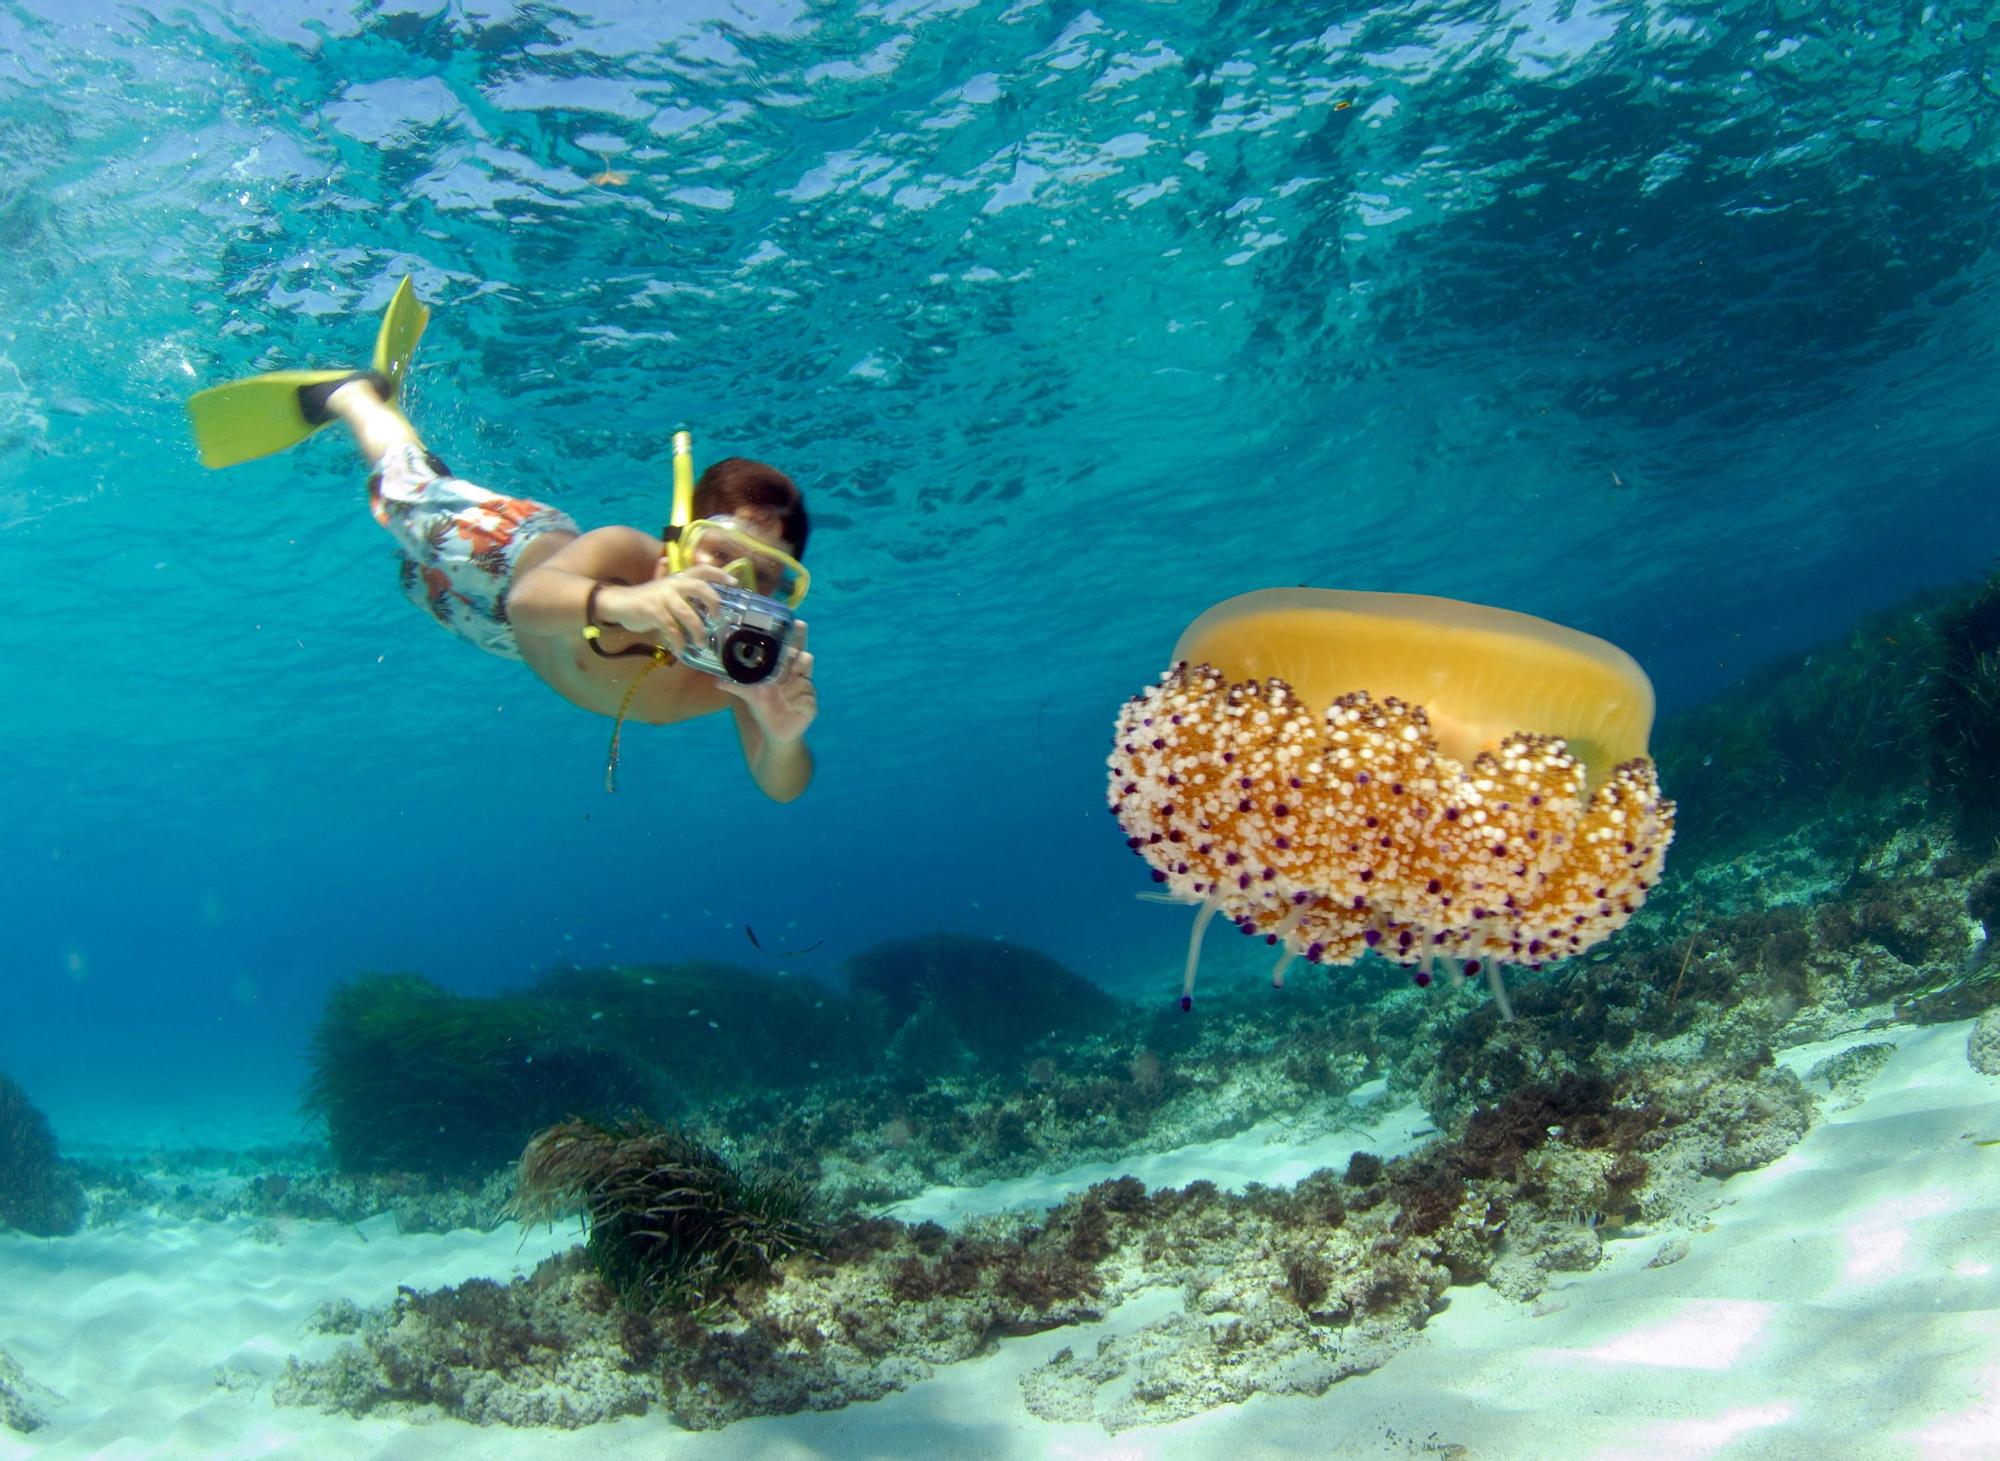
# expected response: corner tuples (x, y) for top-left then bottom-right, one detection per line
(504, 527), (663, 637)
(724, 621), (816, 802)
(730, 700), (814, 803)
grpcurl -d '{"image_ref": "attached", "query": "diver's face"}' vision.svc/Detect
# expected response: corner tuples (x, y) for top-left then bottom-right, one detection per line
(690, 513), (799, 597)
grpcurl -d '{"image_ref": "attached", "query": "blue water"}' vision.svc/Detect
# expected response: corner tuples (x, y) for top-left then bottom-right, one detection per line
(2, 0), (1998, 1129)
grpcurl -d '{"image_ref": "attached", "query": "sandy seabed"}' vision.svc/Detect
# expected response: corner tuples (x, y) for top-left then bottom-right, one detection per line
(3, 1021), (1997, 1461)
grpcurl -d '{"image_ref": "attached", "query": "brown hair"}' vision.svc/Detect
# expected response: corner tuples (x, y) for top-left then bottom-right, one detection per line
(692, 457), (810, 558)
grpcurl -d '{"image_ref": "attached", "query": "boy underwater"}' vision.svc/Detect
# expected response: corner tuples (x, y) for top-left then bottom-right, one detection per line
(185, 279), (816, 801)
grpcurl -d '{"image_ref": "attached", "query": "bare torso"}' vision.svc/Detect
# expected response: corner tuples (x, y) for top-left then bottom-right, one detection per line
(510, 531), (733, 725)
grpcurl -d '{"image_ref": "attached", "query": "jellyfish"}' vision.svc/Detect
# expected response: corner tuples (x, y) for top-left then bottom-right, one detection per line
(1108, 589), (1675, 1018)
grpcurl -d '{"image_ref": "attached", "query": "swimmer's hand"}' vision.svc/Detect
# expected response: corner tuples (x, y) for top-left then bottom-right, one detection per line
(721, 620), (817, 743)
(597, 565), (734, 653)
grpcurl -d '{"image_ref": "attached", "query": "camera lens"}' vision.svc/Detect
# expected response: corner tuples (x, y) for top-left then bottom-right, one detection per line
(721, 628), (781, 684)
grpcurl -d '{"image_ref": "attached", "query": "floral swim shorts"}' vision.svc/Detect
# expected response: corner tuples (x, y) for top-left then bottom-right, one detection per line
(369, 442), (579, 661)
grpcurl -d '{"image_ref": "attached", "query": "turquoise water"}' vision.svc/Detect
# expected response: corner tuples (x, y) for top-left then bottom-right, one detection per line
(2, 0), (1997, 1155)
(6, 2), (2000, 1452)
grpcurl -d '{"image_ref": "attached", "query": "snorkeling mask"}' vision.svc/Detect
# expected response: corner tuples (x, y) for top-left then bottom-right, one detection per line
(669, 516), (809, 609)
(661, 434), (810, 610)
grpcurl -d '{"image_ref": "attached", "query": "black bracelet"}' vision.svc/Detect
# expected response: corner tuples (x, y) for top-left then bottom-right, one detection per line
(583, 581), (610, 642)
(582, 579), (660, 661)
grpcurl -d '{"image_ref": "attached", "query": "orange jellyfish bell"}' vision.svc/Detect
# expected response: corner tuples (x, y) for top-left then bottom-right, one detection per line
(1108, 589), (1675, 1017)
(1171, 589), (1656, 787)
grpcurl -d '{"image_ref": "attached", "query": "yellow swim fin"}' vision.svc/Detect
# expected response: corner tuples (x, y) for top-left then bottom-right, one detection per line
(371, 275), (429, 393)
(185, 277), (430, 470)
(185, 369), (356, 470)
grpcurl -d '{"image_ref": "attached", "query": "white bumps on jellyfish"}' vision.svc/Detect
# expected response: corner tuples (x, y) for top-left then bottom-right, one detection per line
(1384, 731), (1590, 967)
(1505, 758), (1673, 962)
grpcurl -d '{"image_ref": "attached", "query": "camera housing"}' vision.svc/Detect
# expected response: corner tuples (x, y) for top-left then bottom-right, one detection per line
(680, 585), (797, 685)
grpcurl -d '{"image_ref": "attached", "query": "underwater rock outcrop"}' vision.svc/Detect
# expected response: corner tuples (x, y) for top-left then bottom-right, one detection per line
(0, 1348), (64, 1434)
(1656, 564), (2000, 865)
(0, 1070), (83, 1237)
(304, 964), (858, 1176)
(529, 963), (868, 1093)
(300, 938), (1117, 1180)
(305, 973), (659, 1177)
(1970, 1009), (2000, 1076)
(845, 935), (1122, 1079)
(1926, 570), (2000, 844)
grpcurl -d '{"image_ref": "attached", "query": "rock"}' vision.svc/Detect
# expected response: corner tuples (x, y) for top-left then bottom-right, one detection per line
(1970, 1009), (2000, 1076)
(1646, 1235), (1692, 1269)
(846, 935), (1122, 1077)
(0, 1072), (83, 1237)
(1808, 1041), (1897, 1107)
(0, 1348), (63, 1433)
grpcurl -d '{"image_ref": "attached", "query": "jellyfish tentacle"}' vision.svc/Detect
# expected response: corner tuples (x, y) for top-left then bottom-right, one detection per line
(1266, 899), (1315, 987)
(1181, 889), (1227, 1011)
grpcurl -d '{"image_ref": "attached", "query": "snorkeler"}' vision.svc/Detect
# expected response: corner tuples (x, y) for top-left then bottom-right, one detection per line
(184, 279), (816, 801)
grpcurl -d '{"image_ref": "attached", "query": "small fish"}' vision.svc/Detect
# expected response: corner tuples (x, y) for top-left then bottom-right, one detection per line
(746, 923), (825, 956)
(1334, 100), (1352, 110)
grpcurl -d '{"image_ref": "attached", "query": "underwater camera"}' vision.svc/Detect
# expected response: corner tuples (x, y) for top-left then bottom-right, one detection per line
(681, 585), (797, 685)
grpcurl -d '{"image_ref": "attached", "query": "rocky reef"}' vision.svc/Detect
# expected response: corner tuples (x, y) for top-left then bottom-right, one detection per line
(0, 1070), (83, 1238)
(274, 1046), (1815, 1431)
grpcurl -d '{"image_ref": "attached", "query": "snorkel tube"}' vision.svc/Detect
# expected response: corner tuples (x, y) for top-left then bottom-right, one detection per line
(604, 428), (701, 795)
(662, 430), (772, 597)
(662, 429), (697, 574)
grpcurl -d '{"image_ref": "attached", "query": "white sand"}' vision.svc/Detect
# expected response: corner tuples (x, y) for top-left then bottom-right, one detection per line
(4, 1021), (1997, 1460)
